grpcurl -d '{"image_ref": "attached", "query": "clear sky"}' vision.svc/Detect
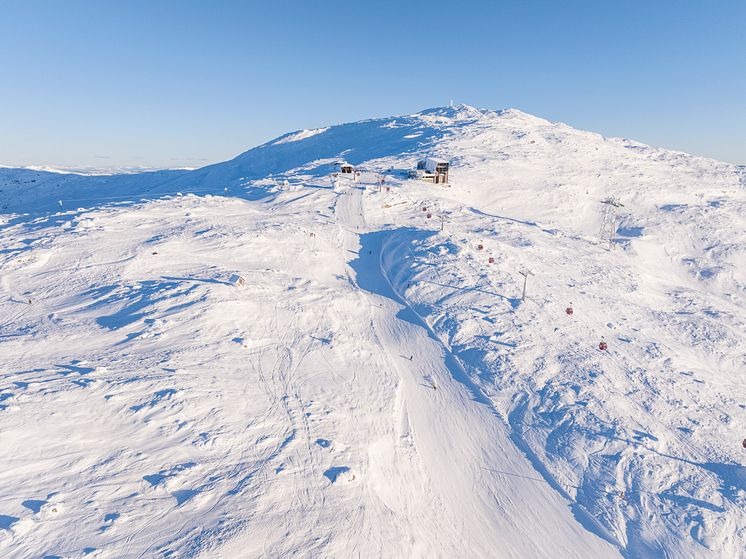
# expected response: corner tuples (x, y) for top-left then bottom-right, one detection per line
(1, 0), (744, 168)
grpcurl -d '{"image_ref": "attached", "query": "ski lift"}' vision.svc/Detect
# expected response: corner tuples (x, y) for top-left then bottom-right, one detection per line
(477, 244), (484, 250)
(426, 212), (432, 219)
(488, 256), (495, 264)
(599, 338), (608, 351)
(566, 304), (574, 315)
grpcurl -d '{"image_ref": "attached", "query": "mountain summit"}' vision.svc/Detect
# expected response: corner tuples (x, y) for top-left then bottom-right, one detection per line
(1, 107), (744, 558)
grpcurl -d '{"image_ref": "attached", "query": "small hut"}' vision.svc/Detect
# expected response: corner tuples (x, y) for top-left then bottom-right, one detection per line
(333, 161), (354, 174)
(229, 274), (246, 288)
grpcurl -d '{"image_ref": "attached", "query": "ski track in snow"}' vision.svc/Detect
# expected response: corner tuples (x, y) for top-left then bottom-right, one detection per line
(0, 105), (744, 558)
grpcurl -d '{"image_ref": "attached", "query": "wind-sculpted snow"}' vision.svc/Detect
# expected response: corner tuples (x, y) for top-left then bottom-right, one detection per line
(0, 106), (744, 558)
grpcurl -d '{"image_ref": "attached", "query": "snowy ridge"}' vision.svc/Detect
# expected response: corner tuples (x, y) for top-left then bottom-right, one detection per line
(0, 165), (196, 176)
(0, 167), (189, 214)
(0, 106), (744, 558)
(272, 128), (330, 145)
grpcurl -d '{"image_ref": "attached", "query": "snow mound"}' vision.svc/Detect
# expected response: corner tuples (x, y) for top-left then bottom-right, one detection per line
(273, 127), (330, 145)
(323, 466), (356, 484)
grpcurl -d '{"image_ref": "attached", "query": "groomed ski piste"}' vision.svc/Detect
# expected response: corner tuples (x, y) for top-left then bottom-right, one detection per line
(1, 105), (744, 558)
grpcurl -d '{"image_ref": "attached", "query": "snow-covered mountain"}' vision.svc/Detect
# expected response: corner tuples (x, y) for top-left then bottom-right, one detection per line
(1, 105), (744, 558)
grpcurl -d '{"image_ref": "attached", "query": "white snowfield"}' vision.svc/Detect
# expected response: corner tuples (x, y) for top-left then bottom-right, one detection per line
(0, 105), (744, 558)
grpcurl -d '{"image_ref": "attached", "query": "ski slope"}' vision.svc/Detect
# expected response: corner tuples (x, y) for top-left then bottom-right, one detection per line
(0, 105), (744, 558)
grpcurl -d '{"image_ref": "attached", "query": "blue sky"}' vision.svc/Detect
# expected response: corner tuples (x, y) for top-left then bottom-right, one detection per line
(1, 0), (744, 167)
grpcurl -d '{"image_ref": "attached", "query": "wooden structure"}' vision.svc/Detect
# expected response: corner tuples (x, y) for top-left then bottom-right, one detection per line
(229, 274), (246, 288)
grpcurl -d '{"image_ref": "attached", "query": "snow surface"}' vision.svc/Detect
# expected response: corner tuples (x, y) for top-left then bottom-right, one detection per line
(1, 105), (745, 558)
(273, 128), (330, 145)
(0, 165), (197, 176)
